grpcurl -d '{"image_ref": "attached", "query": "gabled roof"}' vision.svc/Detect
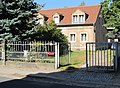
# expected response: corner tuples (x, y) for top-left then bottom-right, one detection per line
(38, 5), (101, 25)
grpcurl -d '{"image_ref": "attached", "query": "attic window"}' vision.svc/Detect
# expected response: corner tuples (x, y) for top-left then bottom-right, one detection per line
(73, 15), (77, 23)
(37, 18), (44, 25)
(54, 16), (59, 24)
(79, 15), (84, 23)
(73, 15), (84, 23)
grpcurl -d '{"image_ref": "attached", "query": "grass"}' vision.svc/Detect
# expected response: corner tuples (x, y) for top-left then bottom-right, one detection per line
(59, 49), (115, 70)
(60, 50), (86, 69)
(1, 51), (86, 70)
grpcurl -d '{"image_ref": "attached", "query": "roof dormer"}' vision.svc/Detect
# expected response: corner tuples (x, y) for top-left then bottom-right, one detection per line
(72, 9), (87, 24)
(37, 13), (48, 25)
(53, 13), (63, 24)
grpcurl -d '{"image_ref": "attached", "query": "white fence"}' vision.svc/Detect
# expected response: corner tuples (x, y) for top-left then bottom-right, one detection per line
(0, 41), (60, 69)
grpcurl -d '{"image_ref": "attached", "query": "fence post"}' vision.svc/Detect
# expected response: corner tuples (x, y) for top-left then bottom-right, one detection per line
(86, 43), (88, 71)
(68, 43), (71, 64)
(2, 40), (6, 65)
(55, 42), (58, 69)
(115, 42), (118, 72)
(57, 43), (59, 68)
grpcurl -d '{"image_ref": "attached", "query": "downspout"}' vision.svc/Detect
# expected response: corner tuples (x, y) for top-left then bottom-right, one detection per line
(93, 23), (96, 43)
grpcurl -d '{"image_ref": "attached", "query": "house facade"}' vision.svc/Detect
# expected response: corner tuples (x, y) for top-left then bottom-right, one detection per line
(38, 5), (107, 50)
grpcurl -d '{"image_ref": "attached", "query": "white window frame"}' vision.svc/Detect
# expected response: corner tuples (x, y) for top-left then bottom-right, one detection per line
(80, 32), (88, 42)
(36, 18), (44, 25)
(73, 15), (78, 23)
(54, 16), (59, 24)
(79, 15), (84, 23)
(72, 15), (85, 23)
(39, 18), (44, 25)
(69, 33), (76, 42)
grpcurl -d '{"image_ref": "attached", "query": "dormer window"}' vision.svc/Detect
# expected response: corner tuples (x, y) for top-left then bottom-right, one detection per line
(38, 18), (44, 25)
(36, 18), (44, 25)
(72, 9), (86, 24)
(79, 15), (84, 23)
(73, 15), (78, 23)
(54, 16), (59, 24)
(37, 13), (48, 25)
(53, 13), (63, 24)
(73, 15), (85, 23)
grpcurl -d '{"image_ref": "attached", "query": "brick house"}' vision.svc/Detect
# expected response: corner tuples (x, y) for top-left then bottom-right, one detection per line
(38, 5), (107, 50)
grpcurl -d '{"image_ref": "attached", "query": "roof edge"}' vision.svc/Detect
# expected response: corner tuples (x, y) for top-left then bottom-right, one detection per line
(39, 4), (101, 11)
(57, 23), (94, 27)
(93, 5), (102, 25)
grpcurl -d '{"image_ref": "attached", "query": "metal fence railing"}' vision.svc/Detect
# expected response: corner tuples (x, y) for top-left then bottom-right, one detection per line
(6, 41), (54, 62)
(86, 42), (118, 72)
(0, 41), (60, 69)
(59, 43), (71, 67)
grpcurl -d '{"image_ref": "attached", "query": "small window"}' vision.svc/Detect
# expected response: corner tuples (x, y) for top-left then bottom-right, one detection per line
(70, 34), (76, 42)
(81, 33), (87, 41)
(54, 16), (59, 24)
(73, 15), (78, 23)
(79, 15), (84, 23)
(39, 18), (44, 24)
(36, 18), (44, 25)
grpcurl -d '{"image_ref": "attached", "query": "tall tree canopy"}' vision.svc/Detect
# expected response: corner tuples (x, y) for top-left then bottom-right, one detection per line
(0, 0), (40, 41)
(101, 0), (120, 38)
(33, 21), (68, 43)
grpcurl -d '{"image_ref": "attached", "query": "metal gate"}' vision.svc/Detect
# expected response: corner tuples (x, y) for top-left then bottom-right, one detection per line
(86, 42), (118, 72)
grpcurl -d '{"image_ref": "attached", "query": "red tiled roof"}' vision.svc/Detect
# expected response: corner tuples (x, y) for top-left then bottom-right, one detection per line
(38, 5), (101, 25)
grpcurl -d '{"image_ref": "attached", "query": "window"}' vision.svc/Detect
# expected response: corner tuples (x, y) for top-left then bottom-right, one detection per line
(81, 33), (87, 42)
(70, 34), (76, 42)
(36, 18), (44, 25)
(39, 18), (44, 25)
(73, 15), (84, 23)
(54, 16), (59, 24)
(79, 15), (84, 23)
(73, 15), (78, 23)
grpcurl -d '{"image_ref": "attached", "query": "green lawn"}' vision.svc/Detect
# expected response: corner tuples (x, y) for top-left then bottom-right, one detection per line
(60, 50), (86, 69)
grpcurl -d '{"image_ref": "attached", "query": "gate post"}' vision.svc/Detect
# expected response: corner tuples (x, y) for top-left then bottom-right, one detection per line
(68, 43), (71, 64)
(57, 42), (59, 68)
(55, 42), (58, 69)
(86, 43), (88, 70)
(2, 40), (6, 65)
(115, 42), (118, 72)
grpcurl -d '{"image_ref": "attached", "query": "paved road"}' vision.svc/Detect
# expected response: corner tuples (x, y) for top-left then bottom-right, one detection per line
(0, 76), (92, 88)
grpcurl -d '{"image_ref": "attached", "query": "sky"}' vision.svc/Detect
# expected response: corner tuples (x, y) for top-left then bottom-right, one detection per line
(34, 0), (104, 9)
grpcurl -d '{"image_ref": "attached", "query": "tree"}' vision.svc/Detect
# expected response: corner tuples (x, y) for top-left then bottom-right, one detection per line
(80, 1), (86, 6)
(101, 0), (120, 38)
(0, 0), (40, 41)
(34, 21), (68, 43)
(101, 0), (111, 24)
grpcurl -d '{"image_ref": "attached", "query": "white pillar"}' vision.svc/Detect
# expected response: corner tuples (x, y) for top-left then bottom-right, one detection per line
(2, 40), (6, 65)
(55, 42), (58, 69)
(57, 43), (59, 68)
